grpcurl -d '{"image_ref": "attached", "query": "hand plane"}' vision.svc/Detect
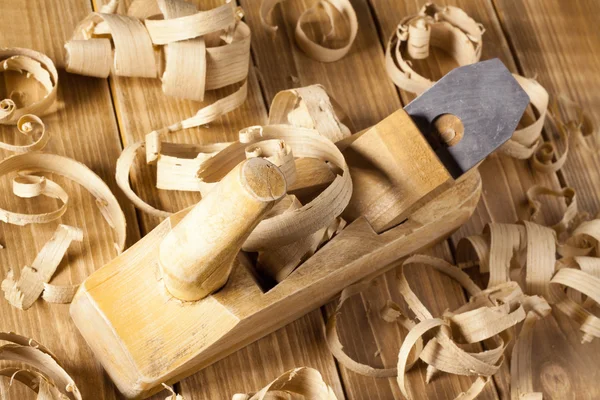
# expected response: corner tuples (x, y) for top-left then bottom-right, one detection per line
(70, 59), (529, 398)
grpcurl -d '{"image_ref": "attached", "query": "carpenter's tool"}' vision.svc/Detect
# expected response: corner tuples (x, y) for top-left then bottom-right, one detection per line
(70, 59), (528, 399)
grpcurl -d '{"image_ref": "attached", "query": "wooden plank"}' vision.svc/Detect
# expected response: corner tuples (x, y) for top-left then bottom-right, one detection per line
(490, 1), (600, 398)
(0, 0), (141, 398)
(237, 0), (498, 398)
(492, 0), (600, 224)
(180, 312), (344, 398)
(90, 0), (344, 398)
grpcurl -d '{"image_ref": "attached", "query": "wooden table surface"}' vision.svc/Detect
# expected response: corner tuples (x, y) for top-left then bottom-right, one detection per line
(1, 0), (599, 399)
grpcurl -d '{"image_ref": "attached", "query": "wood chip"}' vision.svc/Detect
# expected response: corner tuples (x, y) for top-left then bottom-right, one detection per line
(2, 224), (82, 309)
(325, 278), (418, 378)
(261, 0), (358, 62)
(0, 152), (127, 253)
(0, 115), (50, 153)
(232, 367), (338, 400)
(0, 332), (81, 399)
(499, 75), (548, 160)
(0, 48), (58, 125)
(65, 0), (250, 103)
(325, 188), (600, 399)
(385, 3), (483, 95)
(269, 84), (351, 143)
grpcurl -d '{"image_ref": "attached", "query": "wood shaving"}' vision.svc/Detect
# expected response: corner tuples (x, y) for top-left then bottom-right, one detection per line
(0, 48), (58, 125)
(499, 75), (548, 160)
(498, 79), (595, 172)
(326, 279), (419, 378)
(161, 383), (184, 400)
(269, 84), (352, 143)
(0, 152), (126, 253)
(0, 172), (68, 226)
(382, 4), (595, 172)
(327, 192), (600, 399)
(2, 224), (82, 309)
(526, 185), (579, 236)
(260, 0), (358, 62)
(0, 332), (81, 399)
(117, 84), (351, 257)
(115, 81), (247, 216)
(65, 0), (250, 114)
(385, 3), (484, 95)
(0, 114), (50, 153)
(41, 283), (80, 304)
(531, 94), (596, 174)
(232, 367), (338, 400)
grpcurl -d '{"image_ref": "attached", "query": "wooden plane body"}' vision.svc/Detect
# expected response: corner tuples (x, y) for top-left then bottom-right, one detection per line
(70, 169), (481, 399)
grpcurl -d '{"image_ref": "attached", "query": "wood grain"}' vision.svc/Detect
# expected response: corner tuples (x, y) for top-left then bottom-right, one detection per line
(492, 1), (600, 398)
(493, 0), (600, 223)
(0, 0), (140, 399)
(368, 0), (565, 240)
(72, 156), (480, 397)
(343, 109), (452, 232)
(91, 0), (344, 398)
(236, 0), (498, 399)
(1, 0), (598, 399)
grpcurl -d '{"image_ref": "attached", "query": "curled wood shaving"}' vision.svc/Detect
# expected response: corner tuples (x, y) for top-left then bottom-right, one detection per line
(232, 367), (337, 400)
(116, 81), (247, 214)
(526, 185), (579, 236)
(269, 84), (351, 143)
(497, 79), (595, 172)
(0, 152), (127, 252)
(65, 0), (250, 102)
(0, 332), (81, 399)
(396, 318), (447, 398)
(326, 278), (420, 378)
(257, 196), (345, 282)
(2, 224), (83, 309)
(117, 84), (351, 255)
(1, 173), (69, 226)
(531, 94), (597, 174)
(325, 212), (600, 399)
(499, 75), (548, 160)
(260, 0), (358, 62)
(510, 312), (543, 400)
(385, 3), (484, 95)
(0, 114), (50, 153)
(143, 1), (236, 45)
(161, 383), (184, 400)
(0, 48), (58, 125)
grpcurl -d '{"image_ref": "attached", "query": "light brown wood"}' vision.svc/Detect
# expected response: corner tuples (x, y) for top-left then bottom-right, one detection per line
(288, 157), (335, 200)
(2, 1), (598, 399)
(159, 158), (286, 300)
(232, 1), (501, 400)
(491, 1), (600, 398)
(0, 1), (141, 399)
(70, 166), (481, 399)
(343, 108), (453, 232)
(90, 0), (345, 397)
(366, 1), (566, 398)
